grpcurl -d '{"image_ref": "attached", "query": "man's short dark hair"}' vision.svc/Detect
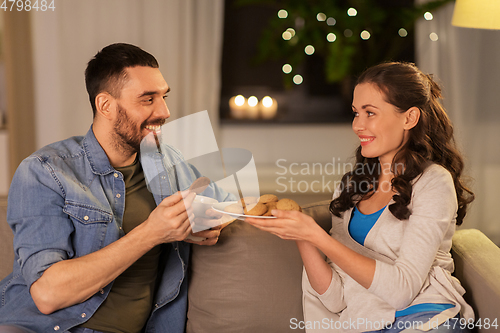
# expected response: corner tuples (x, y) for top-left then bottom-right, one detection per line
(85, 43), (159, 116)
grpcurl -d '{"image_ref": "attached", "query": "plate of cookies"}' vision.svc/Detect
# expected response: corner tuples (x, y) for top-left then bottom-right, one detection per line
(212, 194), (302, 220)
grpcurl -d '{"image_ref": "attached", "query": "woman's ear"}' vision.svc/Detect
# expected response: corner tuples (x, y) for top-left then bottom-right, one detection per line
(404, 107), (420, 130)
(95, 92), (115, 120)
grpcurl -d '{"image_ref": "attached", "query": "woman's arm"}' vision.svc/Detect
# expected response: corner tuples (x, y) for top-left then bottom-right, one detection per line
(296, 240), (332, 294)
(246, 211), (376, 290)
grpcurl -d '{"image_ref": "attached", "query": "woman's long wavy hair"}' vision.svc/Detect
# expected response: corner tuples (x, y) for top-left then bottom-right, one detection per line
(330, 62), (474, 225)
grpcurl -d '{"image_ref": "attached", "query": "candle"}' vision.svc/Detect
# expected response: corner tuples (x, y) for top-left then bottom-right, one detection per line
(246, 96), (259, 119)
(259, 96), (278, 119)
(229, 95), (247, 119)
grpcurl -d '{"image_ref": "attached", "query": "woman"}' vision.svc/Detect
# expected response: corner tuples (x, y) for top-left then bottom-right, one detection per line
(246, 62), (474, 333)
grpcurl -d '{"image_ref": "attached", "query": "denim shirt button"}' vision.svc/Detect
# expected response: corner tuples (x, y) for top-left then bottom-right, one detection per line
(155, 304), (159, 308)
(114, 173), (119, 178)
(83, 215), (89, 221)
(81, 312), (87, 318)
(116, 193), (121, 198)
(53, 326), (60, 331)
(99, 288), (104, 294)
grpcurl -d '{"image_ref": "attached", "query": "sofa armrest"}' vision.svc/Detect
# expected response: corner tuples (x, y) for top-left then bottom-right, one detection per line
(452, 229), (500, 332)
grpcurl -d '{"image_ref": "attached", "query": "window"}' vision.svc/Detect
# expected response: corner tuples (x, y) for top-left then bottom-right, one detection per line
(219, 0), (418, 124)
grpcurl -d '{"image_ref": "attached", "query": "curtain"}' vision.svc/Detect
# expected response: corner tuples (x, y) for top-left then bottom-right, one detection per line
(416, 2), (500, 244)
(31, 0), (225, 148)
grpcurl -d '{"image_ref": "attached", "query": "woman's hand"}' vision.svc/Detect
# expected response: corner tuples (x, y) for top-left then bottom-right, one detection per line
(245, 209), (324, 243)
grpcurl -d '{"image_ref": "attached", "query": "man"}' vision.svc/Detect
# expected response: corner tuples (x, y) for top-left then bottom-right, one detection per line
(0, 43), (232, 332)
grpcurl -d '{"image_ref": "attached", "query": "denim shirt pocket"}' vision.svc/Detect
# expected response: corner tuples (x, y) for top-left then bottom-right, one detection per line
(63, 202), (114, 257)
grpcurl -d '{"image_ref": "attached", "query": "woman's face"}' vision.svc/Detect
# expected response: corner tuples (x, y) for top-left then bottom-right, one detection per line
(352, 83), (409, 167)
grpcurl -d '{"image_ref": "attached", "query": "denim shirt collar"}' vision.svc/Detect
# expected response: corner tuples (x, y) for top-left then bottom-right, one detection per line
(82, 126), (117, 176)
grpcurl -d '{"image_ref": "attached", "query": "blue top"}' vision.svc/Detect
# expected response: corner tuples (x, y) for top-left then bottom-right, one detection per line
(395, 303), (454, 317)
(349, 205), (386, 245)
(0, 127), (234, 332)
(348, 205), (454, 318)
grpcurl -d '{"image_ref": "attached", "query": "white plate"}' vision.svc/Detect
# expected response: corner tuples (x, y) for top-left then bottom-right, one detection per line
(212, 201), (277, 221)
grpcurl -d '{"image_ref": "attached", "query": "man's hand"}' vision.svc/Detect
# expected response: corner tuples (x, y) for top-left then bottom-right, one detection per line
(144, 190), (196, 245)
(184, 208), (230, 245)
(30, 190), (196, 315)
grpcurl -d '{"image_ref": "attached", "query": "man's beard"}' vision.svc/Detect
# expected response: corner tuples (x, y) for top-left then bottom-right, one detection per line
(113, 104), (166, 155)
(113, 104), (142, 154)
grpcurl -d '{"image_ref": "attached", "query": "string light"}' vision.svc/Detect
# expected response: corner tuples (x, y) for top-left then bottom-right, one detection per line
(326, 17), (336, 26)
(317, 13), (326, 21)
(347, 8), (357, 16)
(278, 9), (288, 19)
(424, 12), (433, 20)
(398, 28), (408, 37)
(360, 30), (371, 40)
(304, 45), (315, 55)
(327, 33), (337, 42)
(282, 31), (292, 40)
(344, 29), (353, 37)
(293, 75), (303, 85)
(282, 64), (292, 74)
(429, 32), (439, 41)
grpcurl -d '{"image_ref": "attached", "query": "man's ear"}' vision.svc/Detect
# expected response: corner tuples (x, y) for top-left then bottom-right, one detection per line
(95, 92), (115, 120)
(404, 107), (420, 130)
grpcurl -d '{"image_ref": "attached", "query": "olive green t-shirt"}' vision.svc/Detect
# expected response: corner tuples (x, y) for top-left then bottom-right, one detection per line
(81, 158), (161, 333)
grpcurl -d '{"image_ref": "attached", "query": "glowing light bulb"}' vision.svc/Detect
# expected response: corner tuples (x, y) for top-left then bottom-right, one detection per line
(429, 32), (439, 41)
(398, 28), (408, 37)
(327, 33), (337, 42)
(424, 12), (433, 21)
(317, 13), (326, 21)
(278, 9), (288, 19)
(282, 64), (292, 74)
(304, 45), (315, 55)
(347, 8), (357, 16)
(293, 75), (303, 85)
(282, 31), (292, 40)
(360, 30), (371, 40)
(327, 17), (336, 26)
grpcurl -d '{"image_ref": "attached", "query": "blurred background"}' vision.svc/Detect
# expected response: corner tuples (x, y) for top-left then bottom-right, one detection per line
(0, 0), (499, 244)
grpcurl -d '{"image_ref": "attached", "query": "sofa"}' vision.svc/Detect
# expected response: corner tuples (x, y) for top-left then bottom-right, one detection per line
(1, 197), (499, 333)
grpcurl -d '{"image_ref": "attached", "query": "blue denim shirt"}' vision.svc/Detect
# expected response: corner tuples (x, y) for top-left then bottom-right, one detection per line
(0, 127), (233, 332)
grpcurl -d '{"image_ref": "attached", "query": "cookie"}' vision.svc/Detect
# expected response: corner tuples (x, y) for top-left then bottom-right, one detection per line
(263, 201), (278, 216)
(224, 203), (244, 214)
(258, 194), (279, 204)
(244, 202), (268, 216)
(276, 198), (301, 212)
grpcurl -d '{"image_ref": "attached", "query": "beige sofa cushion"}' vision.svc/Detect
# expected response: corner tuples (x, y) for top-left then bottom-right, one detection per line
(186, 200), (332, 333)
